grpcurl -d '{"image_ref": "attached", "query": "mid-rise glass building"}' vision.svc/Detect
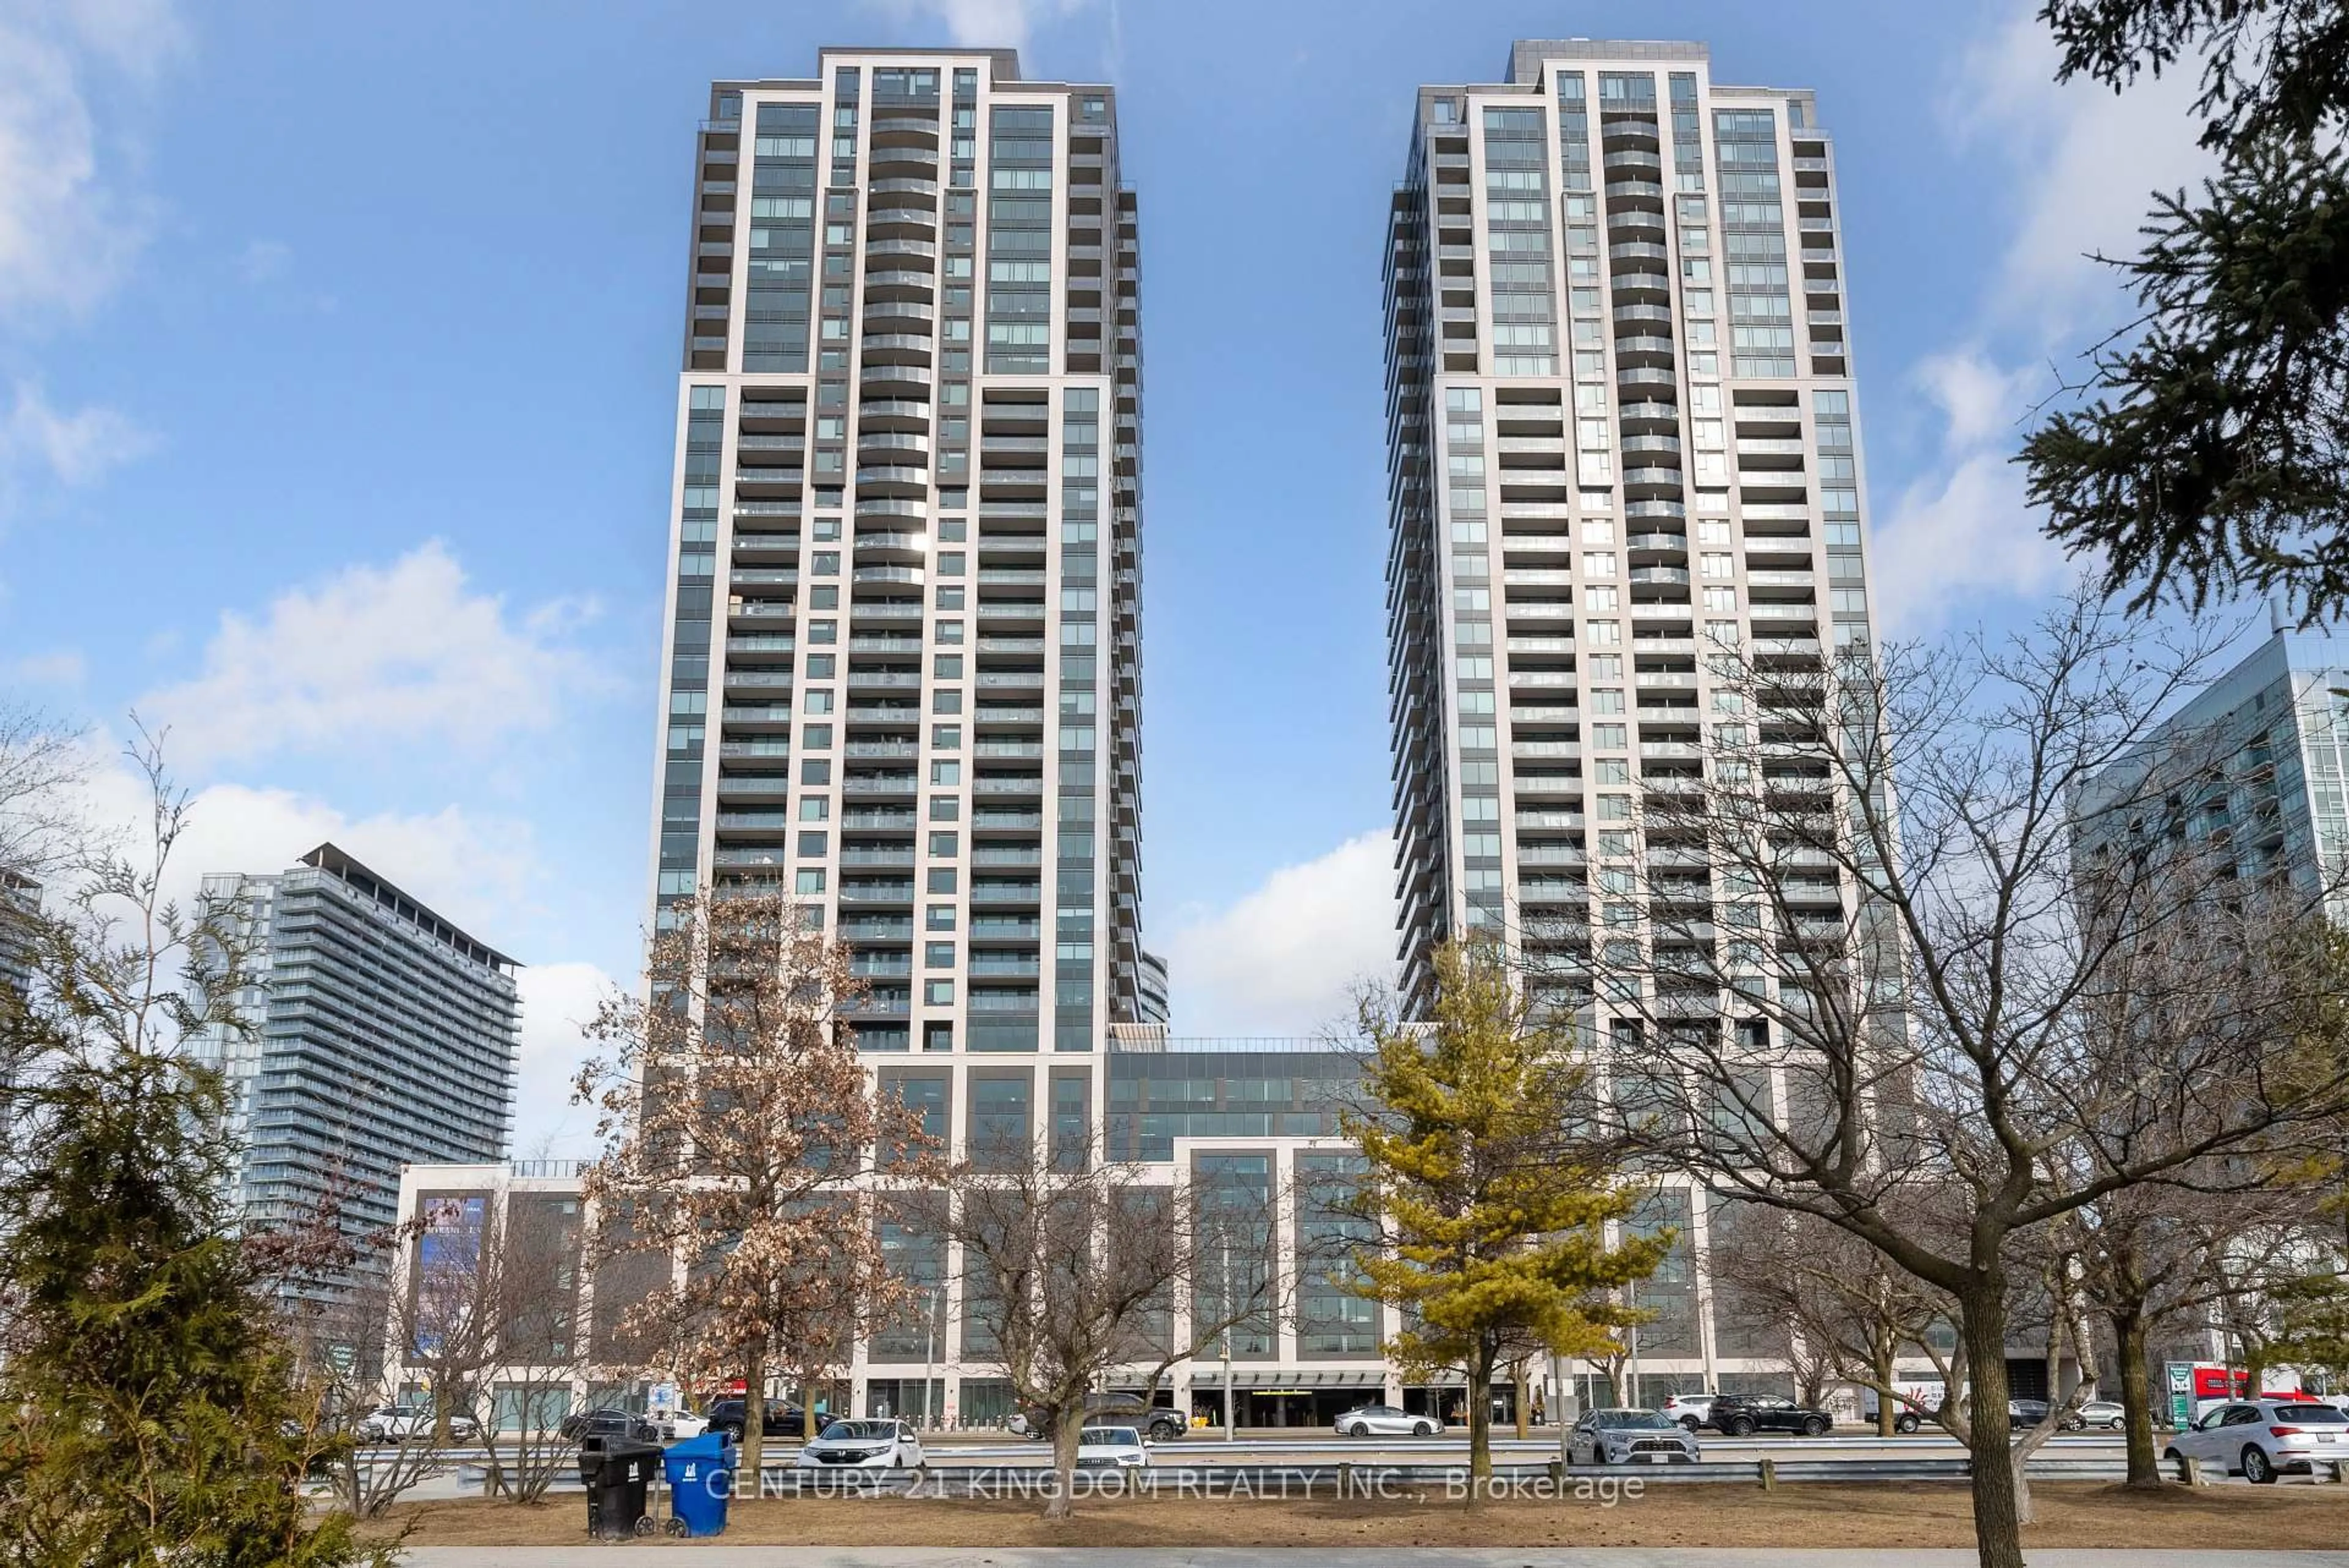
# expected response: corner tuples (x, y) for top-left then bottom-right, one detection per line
(193, 843), (520, 1242)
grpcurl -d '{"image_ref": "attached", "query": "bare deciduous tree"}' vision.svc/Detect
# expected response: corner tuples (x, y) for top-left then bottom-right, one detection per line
(1710, 1202), (1953, 1429)
(938, 1133), (1286, 1521)
(574, 890), (943, 1482)
(1587, 597), (2349, 1568)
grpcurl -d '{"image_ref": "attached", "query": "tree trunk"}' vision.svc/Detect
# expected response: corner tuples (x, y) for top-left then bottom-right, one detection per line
(2109, 1308), (2161, 1489)
(1875, 1336), (1898, 1438)
(741, 1353), (765, 1493)
(801, 1380), (819, 1441)
(1513, 1358), (1531, 1440)
(1464, 1343), (1495, 1509)
(1043, 1402), (1083, 1522)
(1958, 1291), (2024, 1568)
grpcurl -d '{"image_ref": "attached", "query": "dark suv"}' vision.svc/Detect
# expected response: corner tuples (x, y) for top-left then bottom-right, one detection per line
(1013, 1392), (1185, 1443)
(1707, 1393), (1833, 1437)
(557, 1407), (662, 1446)
(706, 1399), (809, 1441)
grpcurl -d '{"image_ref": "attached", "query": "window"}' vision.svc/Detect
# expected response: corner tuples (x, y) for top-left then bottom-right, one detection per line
(968, 1074), (1033, 1170)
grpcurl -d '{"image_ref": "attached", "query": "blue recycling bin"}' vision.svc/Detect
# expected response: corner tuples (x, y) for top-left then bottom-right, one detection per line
(662, 1431), (735, 1538)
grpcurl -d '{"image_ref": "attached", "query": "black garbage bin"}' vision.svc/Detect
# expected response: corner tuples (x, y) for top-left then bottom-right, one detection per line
(584, 1439), (660, 1539)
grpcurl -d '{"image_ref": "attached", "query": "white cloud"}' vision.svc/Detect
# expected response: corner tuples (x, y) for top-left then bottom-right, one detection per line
(5, 647), (84, 687)
(3, 380), (150, 487)
(0, 1), (177, 321)
(237, 237), (291, 285)
(1869, 348), (2071, 629)
(1869, 4), (2214, 632)
(864, 0), (1095, 50)
(71, 749), (541, 936)
(511, 960), (618, 1161)
(1947, 9), (2211, 338)
(1160, 832), (1395, 1038)
(139, 541), (606, 769)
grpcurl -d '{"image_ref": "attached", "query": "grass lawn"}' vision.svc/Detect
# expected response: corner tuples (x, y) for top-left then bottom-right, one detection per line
(366, 1479), (2349, 1550)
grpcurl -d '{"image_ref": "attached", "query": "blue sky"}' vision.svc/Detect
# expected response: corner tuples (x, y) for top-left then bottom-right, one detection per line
(0, 0), (2214, 1153)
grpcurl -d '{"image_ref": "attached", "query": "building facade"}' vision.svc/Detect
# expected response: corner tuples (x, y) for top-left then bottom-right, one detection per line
(193, 843), (521, 1241)
(1380, 40), (1931, 1400)
(649, 46), (1146, 1063)
(2076, 624), (2349, 918)
(0, 870), (35, 1000)
(386, 37), (1965, 1432)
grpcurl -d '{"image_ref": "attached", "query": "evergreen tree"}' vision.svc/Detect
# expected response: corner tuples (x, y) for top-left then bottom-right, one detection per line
(2025, 0), (2349, 616)
(1341, 939), (1669, 1501)
(0, 742), (392, 1568)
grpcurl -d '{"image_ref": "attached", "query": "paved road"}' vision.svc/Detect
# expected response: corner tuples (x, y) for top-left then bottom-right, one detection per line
(396, 1550), (2349, 1567)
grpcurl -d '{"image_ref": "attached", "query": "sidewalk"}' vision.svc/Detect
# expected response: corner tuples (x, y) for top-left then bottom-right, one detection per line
(397, 1550), (2349, 1567)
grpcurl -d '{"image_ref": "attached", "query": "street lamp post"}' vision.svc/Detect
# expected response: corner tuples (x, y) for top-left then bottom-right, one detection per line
(1219, 1237), (1234, 1438)
(1627, 1277), (1643, 1409)
(920, 1282), (942, 1431)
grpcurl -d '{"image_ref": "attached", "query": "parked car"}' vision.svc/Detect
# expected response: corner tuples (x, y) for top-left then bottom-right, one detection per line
(1861, 1381), (1948, 1434)
(2066, 1399), (2124, 1432)
(355, 1405), (478, 1444)
(1568, 1408), (1702, 1465)
(558, 1407), (662, 1446)
(1707, 1393), (1833, 1438)
(793, 1418), (926, 1470)
(2165, 1398), (2349, 1483)
(1011, 1392), (1186, 1443)
(705, 1399), (809, 1441)
(658, 1409), (710, 1441)
(1660, 1391), (1720, 1432)
(1075, 1426), (1151, 1469)
(1333, 1403), (1441, 1438)
(2008, 1398), (2052, 1430)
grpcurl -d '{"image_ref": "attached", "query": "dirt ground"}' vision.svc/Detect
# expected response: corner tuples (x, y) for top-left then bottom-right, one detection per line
(368, 1479), (2349, 1550)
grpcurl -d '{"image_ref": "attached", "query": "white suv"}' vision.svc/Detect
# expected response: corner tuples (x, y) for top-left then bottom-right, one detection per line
(1660, 1392), (1719, 1432)
(2165, 1398), (2349, 1483)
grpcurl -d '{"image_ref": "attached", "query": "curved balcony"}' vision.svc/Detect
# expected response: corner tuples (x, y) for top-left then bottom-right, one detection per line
(1603, 148), (1662, 174)
(861, 301), (934, 333)
(1612, 270), (1671, 298)
(867, 177), (940, 204)
(1605, 179), (1665, 204)
(1620, 434), (1682, 459)
(1600, 120), (1661, 152)
(858, 397), (932, 425)
(1625, 497), (1687, 521)
(856, 464), (930, 490)
(1616, 362), (1677, 395)
(1619, 400), (1679, 429)
(858, 361), (931, 398)
(1608, 241), (1671, 268)
(867, 143), (940, 175)
(1606, 208), (1667, 237)
(1612, 333), (1677, 364)
(863, 267), (935, 300)
(854, 530), (927, 561)
(1630, 566), (1691, 587)
(864, 237), (937, 264)
(1613, 303), (1673, 328)
(1626, 531), (1689, 560)
(854, 564), (927, 588)
(858, 431), (930, 459)
(859, 331), (935, 366)
(864, 209), (938, 243)
(855, 496), (927, 522)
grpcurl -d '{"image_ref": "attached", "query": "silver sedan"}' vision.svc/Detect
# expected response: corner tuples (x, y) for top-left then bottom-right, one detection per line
(1334, 1403), (1440, 1437)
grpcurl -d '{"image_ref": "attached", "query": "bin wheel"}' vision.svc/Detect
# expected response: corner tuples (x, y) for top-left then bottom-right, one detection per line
(664, 1519), (688, 1537)
(634, 1516), (658, 1537)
